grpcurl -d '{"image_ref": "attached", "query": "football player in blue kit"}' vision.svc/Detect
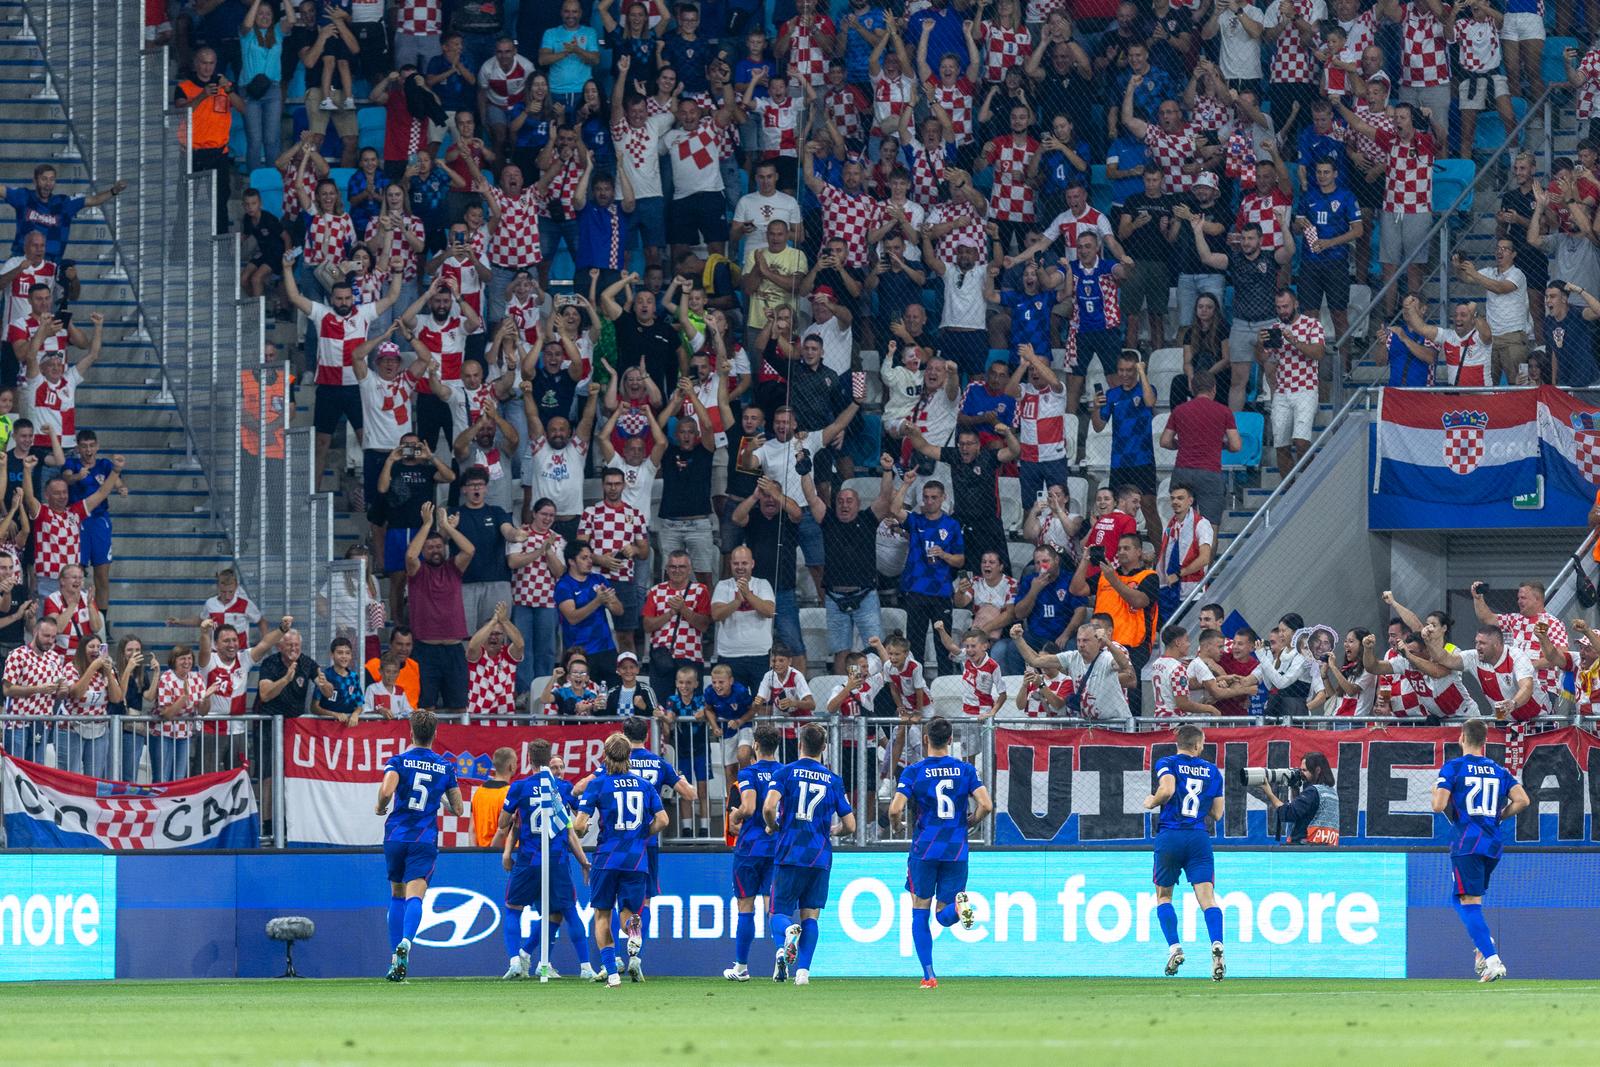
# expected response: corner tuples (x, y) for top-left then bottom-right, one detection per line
(722, 723), (784, 982)
(492, 738), (594, 980)
(374, 710), (464, 982)
(1144, 723), (1226, 980)
(888, 715), (994, 987)
(1433, 717), (1529, 982)
(573, 732), (669, 988)
(763, 722), (856, 986)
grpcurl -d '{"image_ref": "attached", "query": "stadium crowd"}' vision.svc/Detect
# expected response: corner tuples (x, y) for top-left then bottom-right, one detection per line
(5, 1), (1600, 789)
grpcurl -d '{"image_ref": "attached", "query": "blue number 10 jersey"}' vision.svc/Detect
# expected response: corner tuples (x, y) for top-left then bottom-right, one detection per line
(1436, 755), (1517, 858)
(1154, 752), (1222, 833)
(383, 746), (459, 844)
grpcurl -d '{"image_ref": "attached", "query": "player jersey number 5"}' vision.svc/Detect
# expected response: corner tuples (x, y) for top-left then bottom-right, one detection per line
(407, 773), (435, 812)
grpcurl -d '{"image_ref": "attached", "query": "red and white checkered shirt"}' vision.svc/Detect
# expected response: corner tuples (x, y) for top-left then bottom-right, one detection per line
(1349, 99), (1394, 164)
(362, 370), (420, 447)
(685, 90), (739, 157)
(752, 96), (802, 158)
(61, 661), (109, 721)
(1455, 16), (1502, 74)
(32, 501), (90, 581)
(818, 184), (881, 268)
(1015, 383), (1068, 464)
(927, 198), (989, 267)
(468, 647), (520, 720)
(878, 655), (929, 712)
(155, 669), (208, 739)
(822, 84), (868, 144)
(1189, 93), (1231, 133)
(509, 529), (565, 608)
(5, 313), (67, 359)
(1375, 127), (1436, 215)
(1268, 314), (1326, 393)
(536, 156), (585, 220)
(435, 231), (487, 330)
(1579, 48), (1600, 121)
(3, 643), (67, 716)
(1143, 122), (1201, 194)
(393, 0), (439, 35)
(478, 55), (534, 109)
(1400, 2), (1449, 87)
(415, 310), (467, 381)
(26, 367), (82, 444)
(3, 257), (56, 327)
(308, 302), (378, 387)
(905, 141), (948, 209)
(956, 651), (1003, 717)
(1150, 656), (1190, 717)
(643, 581), (712, 663)
(485, 187), (543, 269)
(203, 648), (255, 724)
(664, 119), (726, 194)
(578, 500), (648, 583)
(872, 71), (916, 137)
(1497, 611), (1567, 694)
(926, 76), (976, 145)
(1236, 186), (1293, 250)
(44, 591), (96, 653)
(1266, 0), (1324, 84)
(985, 135), (1040, 222)
(1022, 672), (1074, 718)
(363, 214), (426, 281)
(278, 161), (319, 226)
(1383, 655), (1471, 718)
(980, 22), (1032, 83)
(303, 207), (355, 267)
(781, 15), (836, 87)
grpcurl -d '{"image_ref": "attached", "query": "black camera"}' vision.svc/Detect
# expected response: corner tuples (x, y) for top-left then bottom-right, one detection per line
(915, 453), (937, 477)
(1087, 544), (1106, 566)
(794, 449), (812, 477)
(1265, 326), (1284, 349)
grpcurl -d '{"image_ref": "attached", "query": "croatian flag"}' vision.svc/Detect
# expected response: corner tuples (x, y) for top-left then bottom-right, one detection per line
(1374, 389), (1540, 504)
(538, 768), (570, 835)
(1, 753), (259, 850)
(1536, 386), (1600, 500)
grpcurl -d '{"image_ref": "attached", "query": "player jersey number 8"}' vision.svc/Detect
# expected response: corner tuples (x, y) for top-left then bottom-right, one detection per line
(1181, 778), (1206, 818)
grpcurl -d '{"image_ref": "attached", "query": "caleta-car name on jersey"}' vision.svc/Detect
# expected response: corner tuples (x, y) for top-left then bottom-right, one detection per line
(398, 753), (446, 772)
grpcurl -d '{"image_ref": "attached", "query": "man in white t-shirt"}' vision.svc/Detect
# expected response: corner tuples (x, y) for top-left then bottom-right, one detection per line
(801, 289), (854, 377)
(1149, 625), (1222, 717)
(1455, 239), (1531, 386)
(1013, 622), (1136, 725)
(609, 55), (676, 268)
(20, 311), (103, 450)
(710, 546), (777, 692)
(1206, 2), (1266, 84)
(732, 159), (803, 252)
(354, 329), (447, 542)
(0, 231), (57, 328)
(598, 405), (666, 525)
(661, 95), (739, 263)
(477, 37), (535, 153)
(1428, 624), (1549, 722)
(1398, 294), (1493, 386)
(521, 390), (595, 540)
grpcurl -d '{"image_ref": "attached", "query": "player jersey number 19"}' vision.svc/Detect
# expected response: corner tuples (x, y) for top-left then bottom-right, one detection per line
(613, 790), (646, 829)
(1463, 776), (1500, 818)
(1180, 778), (1205, 818)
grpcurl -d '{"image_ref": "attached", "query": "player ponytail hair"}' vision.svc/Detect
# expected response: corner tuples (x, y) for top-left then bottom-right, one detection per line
(603, 732), (632, 773)
(926, 716), (954, 750)
(410, 708), (438, 747)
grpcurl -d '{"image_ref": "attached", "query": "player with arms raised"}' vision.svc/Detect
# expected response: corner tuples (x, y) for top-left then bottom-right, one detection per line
(763, 721), (856, 985)
(1433, 717), (1529, 982)
(1144, 723), (1226, 980)
(573, 733), (669, 988)
(888, 715), (993, 988)
(723, 723), (785, 982)
(374, 709), (464, 982)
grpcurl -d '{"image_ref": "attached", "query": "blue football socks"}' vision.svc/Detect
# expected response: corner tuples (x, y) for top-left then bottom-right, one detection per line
(387, 896), (405, 949)
(1157, 902), (1180, 948)
(402, 896), (423, 942)
(912, 907), (935, 979)
(735, 912), (756, 966)
(1203, 906), (1224, 945)
(797, 918), (819, 970)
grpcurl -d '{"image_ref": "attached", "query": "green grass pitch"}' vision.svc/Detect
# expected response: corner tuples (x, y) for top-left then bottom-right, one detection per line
(6, 977), (1600, 1065)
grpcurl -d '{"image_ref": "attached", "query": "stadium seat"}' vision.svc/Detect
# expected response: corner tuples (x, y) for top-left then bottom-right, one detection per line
(809, 674), (845, 704)
(999, 675), (1026, 715)
(1347, 284), (1373, 341)
(881, 607), (907, 639)
(285, 63), (306, 103)
(841, 476), (882, 504)
(527, 677), (551, 704)
(328, 166), (358, 200)
(1222, 411), (1265, 470)
(860, 348), (881, 374)
(1009, 540), (1036, 576)
(1151, 411), (1176, 471)
(356, 106), (386, 153)
(929, 675), (965, 718)
(844, 413), (882, 472)
(229, 119), (247, 161)
(1084, 358), (1109, 398)
(1060, 413), (1080, 465)
(249, 167), (284, 215)
(1432, 158), (1475, 214)
(1472, 96), (1528, 157)
(1089, 164), (1113, 215)
(1545, 37), (1582, 89)
(799, 607), (829, 665)
(1067, 475), (1089, 515)
(1147, 347), (1184, 407)
(999, 475), (1023, 531)
(1082, 420), (1112, 471)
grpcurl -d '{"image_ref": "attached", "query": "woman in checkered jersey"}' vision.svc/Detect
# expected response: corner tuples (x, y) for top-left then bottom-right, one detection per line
(57, 635), (123, 779)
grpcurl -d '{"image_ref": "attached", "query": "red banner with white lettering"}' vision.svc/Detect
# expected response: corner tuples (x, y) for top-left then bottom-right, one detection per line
(283, 720), (616, 845)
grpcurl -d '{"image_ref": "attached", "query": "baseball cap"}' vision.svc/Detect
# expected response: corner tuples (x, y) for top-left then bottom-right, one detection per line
(1367, 70), (1391, 86)
(617, 651), (639, 664)
(375, 341), (402, 360)
(811, 284), (837, 301)
(1194, 171), (1219, 190)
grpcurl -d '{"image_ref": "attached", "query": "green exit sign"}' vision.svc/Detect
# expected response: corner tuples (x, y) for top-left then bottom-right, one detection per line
(1512, 475), (1545, 510)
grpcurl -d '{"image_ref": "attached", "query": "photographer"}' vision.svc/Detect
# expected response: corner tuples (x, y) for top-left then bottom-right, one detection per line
(1259, 752), (1339, 845)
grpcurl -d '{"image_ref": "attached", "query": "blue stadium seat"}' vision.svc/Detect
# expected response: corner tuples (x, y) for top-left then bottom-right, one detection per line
(1222, 411), (1264, 469)
(1089, 164), (1113, 216)
(1432, 158), (1476, 214)
(285, 64), (306, 103)
(248, 167), (284, 215)
(1471, 96), (1528, 157)
(328, 166), (357, 200)
(356, 106), (386, 154)
(845, 413), (883, 472)
(1545, 37), (1583, 89)
(229, 119), (247, 161)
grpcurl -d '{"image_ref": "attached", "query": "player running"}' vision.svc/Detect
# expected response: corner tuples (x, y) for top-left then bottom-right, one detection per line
(887, 715), (993, 988)
(763, 722), (856, 986)
(492, 738), (595, 981)
(574, 733), (668, 988)
(1433, 717), (1529, 982)
(723, 724), (784, 982)
(1144, 723), (1226, 980)
(374, 709), (464, 982)
(620, 716), (696, 980)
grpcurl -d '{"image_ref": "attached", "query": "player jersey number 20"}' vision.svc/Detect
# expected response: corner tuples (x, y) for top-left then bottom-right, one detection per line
(1462, 776), (1500, 818)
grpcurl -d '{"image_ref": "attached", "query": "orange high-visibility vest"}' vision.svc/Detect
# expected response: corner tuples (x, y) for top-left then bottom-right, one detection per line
(175, 79), (233, 150)
(241, 368), (291, 459)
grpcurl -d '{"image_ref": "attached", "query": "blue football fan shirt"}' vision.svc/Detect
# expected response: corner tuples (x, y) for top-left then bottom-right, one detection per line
(704, 681), (754, 735)
(502, 774), (572, 865)
(1070, 257), (1119, 333)
(771, 758), (853, 868)
(1436, 755), (1518, 857)
(900, 511), (963, 598)
(579, 771), (663, 872)
(383, 747), (459, 844)
(1154, 753), (1223, 833)
(735, 758), (784, 858)
(896, 755), (982, 862)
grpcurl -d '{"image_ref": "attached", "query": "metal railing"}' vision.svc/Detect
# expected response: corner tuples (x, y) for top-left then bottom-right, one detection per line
(19, 0), (334, 624)
(1546, 529), (1599, 623)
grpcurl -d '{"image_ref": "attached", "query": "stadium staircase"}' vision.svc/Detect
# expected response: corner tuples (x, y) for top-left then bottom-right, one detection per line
(0, 6), (232, 658)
